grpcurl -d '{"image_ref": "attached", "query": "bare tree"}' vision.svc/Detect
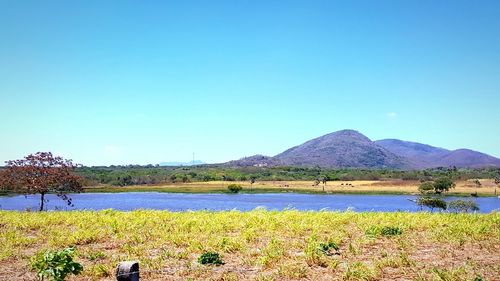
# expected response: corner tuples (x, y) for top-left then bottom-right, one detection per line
(250, 176), (256, 192)
(494, 176), (499, 196)
(471, 179), (481, 197)
(321, 176), (328, 192)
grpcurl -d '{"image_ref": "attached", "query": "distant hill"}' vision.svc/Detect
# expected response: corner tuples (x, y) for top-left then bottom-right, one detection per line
(225, 155), (280, 167)
(438, 149), (500, 168)
(375, 139), (500, 168)
(274, 130), (409, 168)
(159, 160), (206, 166)
(226, 130), (500, 169)
(374, 139), (450, 168)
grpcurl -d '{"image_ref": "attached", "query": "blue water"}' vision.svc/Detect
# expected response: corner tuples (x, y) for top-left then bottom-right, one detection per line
(0, 192), (498, 212)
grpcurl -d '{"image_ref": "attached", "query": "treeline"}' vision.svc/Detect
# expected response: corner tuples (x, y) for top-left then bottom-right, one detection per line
(76, 165), (500, 187)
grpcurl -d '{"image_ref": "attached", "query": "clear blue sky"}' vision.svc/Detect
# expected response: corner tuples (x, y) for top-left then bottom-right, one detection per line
(1, 0), (499, 166)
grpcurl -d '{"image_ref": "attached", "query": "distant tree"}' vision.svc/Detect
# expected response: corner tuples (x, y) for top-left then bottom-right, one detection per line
(418, 182), (435, 195)
(0, 152), (82, 211)
(321, 176), (328, 192)
(494, 176), (500, 196)
(447, 199), (479, 213)
(472, 179), (481, 196)
(416, 197), (447, 212)
(433, 177), (456, 194)
(181, 175), (189, 183)
(170, 175), (177, 183)
(116, 175), (133, 186)
(250, 176), (256, 191)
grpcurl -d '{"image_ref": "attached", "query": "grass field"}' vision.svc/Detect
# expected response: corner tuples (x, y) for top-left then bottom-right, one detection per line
(84, 179), (499, 197)
(0, 210), (498, 280)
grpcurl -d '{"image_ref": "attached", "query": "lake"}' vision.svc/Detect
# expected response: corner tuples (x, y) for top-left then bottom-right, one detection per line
(0, 192), (498, 212)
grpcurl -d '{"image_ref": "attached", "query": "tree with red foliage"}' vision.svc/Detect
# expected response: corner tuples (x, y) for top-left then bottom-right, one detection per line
(0, 152), (83, 211)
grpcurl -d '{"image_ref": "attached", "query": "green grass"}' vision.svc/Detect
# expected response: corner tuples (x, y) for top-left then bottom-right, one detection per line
(0, 210), (498, 280)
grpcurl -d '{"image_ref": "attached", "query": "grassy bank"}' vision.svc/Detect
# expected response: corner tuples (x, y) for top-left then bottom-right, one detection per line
(83, 179), (499, 197)
(0, 210), (498, 280)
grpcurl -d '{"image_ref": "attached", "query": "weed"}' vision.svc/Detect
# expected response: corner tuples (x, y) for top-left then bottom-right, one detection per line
(278, 262), (308, 279)
(344, 262), (375, 280)
(365, 225), (402, 237)
(30, 247), (83, 281)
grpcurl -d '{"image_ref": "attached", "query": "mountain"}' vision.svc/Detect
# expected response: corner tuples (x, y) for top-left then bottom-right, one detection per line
(226, 130), (500, 169)
(273, 130), (409, 168)
(438, 149), (500, 168)
(159, 160), (206, 166)
(375, 139), (500, 168)
(226, 155), (281, 167)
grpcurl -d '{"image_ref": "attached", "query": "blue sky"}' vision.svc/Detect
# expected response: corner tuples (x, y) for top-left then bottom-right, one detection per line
(1, 0), (499, 165)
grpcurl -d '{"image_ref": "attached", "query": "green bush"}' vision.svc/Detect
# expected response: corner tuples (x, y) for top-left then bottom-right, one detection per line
(227, 184), (242, 193)
(30, 247), (83, 281)
(198, 251), (224, 265)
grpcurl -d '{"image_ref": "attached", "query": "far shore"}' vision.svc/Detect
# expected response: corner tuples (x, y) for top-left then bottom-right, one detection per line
(78, 179), (499, 197)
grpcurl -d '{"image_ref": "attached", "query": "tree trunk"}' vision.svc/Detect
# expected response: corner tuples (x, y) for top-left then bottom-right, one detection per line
(39, 193), (45, 211)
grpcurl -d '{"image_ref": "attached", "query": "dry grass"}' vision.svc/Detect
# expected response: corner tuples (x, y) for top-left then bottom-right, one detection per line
(0, 210), (498, 280)
(86, 179), (499, 196)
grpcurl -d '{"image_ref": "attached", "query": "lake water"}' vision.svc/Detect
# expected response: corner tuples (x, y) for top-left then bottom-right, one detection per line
(0, 192), (498, 212)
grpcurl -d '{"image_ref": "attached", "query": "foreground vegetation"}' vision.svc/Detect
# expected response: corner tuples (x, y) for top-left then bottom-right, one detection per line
(0, 211), (498, 280)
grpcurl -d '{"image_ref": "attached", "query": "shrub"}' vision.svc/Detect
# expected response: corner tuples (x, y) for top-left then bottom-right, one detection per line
(418, 182), (435, 195)
(198, 251), (224, 265)
(227, 184), (242, 193)
(30, 247), (83, 281)
(447, 199), (479, 213)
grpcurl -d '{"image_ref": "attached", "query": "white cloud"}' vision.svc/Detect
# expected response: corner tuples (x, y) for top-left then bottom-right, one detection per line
(386, 112), (397, 118)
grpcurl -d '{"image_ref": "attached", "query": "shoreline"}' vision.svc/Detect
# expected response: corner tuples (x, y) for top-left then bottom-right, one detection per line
(1, 179), (497, 197)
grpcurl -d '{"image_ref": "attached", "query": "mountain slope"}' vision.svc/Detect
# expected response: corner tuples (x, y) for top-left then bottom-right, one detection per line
(374, 139), (450, 168)
(274, 130), (409, 168)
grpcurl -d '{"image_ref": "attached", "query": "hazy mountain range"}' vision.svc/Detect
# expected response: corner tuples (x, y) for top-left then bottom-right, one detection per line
(159, 160), (206, 166)
(227, 130), (500, 169)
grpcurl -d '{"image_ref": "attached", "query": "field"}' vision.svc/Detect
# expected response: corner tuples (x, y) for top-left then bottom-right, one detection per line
(0, 211), (498, 280)
(85, 179), (499, 196)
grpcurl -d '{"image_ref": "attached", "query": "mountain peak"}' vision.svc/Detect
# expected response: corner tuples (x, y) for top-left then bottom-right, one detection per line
(326, 129), (371, 142)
